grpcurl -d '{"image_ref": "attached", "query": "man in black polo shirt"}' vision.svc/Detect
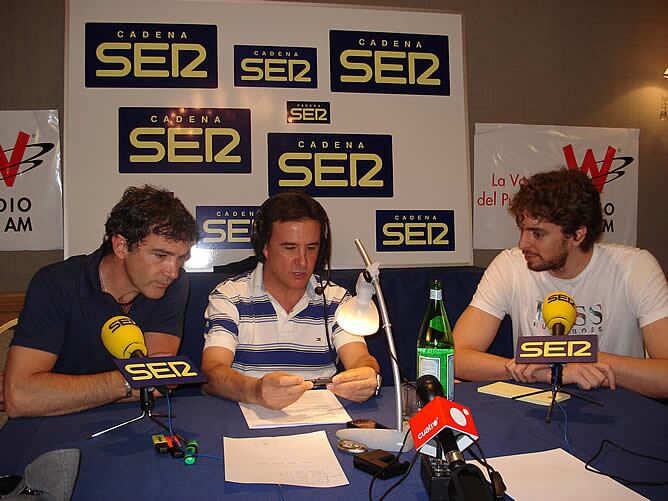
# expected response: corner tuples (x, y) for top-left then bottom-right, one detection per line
(2, 186), (198, 417)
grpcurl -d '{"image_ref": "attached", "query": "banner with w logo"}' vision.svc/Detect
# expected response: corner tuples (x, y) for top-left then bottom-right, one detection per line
(473, 123), (638, 249)
(0, 110), (62, 250)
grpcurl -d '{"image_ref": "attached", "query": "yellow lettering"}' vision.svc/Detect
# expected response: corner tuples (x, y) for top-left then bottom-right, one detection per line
(340, 49), (373, 82)
(129, 128), (165, 162)
(134, 43), (169, 77)
(167, 128), (202, 162)
(382, 223), (405, 246)
(278, 152), (313, 186)
(96, 42), (132, 77)
(125, 364), (152, 380)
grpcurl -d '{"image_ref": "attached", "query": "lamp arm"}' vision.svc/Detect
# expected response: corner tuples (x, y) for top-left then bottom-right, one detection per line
(353, 239), (403, 432)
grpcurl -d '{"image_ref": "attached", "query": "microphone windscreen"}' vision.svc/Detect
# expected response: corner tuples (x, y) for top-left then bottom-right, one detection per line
(415, 374), (444, 406)
(101, 315), (147, 359)
(542, 292), (577, 333)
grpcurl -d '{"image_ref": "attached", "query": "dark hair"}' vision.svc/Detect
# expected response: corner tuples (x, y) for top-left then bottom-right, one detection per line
(251, 191), (331, 270)
(509, 168), (603, 252)
(101, 185), (199, 254)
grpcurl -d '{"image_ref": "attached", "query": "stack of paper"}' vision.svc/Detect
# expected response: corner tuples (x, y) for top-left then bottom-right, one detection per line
(239, 389), (351, 429)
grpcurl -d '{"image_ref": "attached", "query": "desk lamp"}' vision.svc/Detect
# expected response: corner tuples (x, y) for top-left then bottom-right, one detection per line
(334, 239), (414, 452)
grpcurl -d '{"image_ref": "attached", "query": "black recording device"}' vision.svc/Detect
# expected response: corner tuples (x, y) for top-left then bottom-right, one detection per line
(309, 377), (333, 388)
(353, 449), (410, 479)
(346, 418), (389, 429)
(415, 375), (498, 501)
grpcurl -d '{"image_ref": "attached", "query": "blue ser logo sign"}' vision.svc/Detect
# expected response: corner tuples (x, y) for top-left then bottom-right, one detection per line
(235, 45), (317, 88)
(196, 206), (258, 250)
(118, 107), (251, 174)
(267, 133), (393, 197)
(85, 23), (218, 88)
(376, 210), (455, 252)
(329, 30), (450, 95)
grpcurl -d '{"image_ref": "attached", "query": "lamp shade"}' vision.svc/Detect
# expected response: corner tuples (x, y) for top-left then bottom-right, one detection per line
(664, 67), (668, 78)
(335, 274), (380, 336)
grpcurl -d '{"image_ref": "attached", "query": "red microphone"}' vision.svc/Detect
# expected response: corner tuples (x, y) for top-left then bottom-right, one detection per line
(409, 375), (479, 457)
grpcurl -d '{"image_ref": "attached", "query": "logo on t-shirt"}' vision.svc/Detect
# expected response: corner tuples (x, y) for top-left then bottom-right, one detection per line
(534, 300), (603, 334)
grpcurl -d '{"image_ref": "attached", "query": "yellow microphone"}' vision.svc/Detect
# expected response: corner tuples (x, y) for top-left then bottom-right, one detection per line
(101, 316), (147, 359)
(542, 292), (577, 336)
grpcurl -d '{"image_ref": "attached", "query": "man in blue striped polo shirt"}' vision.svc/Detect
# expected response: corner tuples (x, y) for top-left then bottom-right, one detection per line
(201, 192), (381, 410)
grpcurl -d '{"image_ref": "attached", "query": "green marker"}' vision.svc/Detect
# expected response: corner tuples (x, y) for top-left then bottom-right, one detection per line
(184, 440), (199, 465)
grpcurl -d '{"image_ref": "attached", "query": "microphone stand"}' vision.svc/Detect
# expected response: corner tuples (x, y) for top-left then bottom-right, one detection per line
(89, 386), (172, 439)
(512, 363), (602, 423)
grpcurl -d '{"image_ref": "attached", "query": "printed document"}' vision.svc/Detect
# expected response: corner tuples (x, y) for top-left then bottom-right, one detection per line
(224, 430), (349, 488)
(488, 448), (646, 500)
(239, 389), (351, 429)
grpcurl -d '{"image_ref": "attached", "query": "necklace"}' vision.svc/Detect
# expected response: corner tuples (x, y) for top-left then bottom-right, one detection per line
(99, 264), (136, 307)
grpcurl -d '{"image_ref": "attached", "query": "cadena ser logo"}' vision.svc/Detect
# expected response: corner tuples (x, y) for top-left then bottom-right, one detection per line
(267, 133), (393, 197)
(196, 205), (258, 250)
(234, 45), (317, 88)
(329, 30), (450, 95)
(563, 144), (634, 193)
(1, 131), (55, 188)
(287, 101), (331, 124)
(376, 210), (455, 252)
(85, 23), (217, 88)
(118, 107), (251, 174)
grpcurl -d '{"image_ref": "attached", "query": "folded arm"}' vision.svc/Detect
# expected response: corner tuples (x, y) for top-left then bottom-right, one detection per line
(454, 306), (526, 380)
(594, 317), (668, 398)
(3, 331), (179, 417)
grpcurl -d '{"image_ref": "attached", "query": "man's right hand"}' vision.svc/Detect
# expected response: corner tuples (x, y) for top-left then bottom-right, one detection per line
(256, 372), (313, 410)
(562, 362), (616, 390)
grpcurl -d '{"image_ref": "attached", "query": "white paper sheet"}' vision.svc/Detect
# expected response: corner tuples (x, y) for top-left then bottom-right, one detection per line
(223, 430), (349, 488)
(488, 448), (646, 500)
(239, 389), (351, 429)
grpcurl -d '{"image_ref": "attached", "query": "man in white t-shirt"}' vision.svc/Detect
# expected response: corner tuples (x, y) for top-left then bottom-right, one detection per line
(454, 169), (668, 398)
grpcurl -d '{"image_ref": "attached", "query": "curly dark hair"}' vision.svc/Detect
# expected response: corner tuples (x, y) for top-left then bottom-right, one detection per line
(509, 168), (603, 252)
(101, 185), (199, 254)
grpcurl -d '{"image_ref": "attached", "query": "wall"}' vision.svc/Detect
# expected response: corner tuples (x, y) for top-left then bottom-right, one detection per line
(1, 0), (666, 292)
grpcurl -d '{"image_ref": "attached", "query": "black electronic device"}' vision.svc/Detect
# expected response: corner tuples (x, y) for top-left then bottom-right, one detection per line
(310, 377), (333, 388)
(346, 418), (389, 429)
(353, 449), (410, 479)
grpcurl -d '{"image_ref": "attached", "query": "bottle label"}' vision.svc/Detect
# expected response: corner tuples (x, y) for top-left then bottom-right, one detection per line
(429, 289), (442, 300)
(417, 349), (454, 400)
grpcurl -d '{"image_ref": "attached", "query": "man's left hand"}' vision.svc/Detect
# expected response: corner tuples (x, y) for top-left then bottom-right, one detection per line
(327, 367), (378, 403)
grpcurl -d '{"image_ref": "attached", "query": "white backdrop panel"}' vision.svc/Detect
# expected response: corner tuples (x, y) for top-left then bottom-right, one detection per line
(65, 0), (471, 269)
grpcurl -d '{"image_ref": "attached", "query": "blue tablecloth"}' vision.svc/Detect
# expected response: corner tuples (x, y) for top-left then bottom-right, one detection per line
(1, 382), (666, 500)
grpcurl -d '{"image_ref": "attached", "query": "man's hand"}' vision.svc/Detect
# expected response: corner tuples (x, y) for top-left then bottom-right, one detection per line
(327, 366), (377, 403)
(562, 362), (616, 390)
(256, 372), (313, 410)
(504, 360), (551, 384)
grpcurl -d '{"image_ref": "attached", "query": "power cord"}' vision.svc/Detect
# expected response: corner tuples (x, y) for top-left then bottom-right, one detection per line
(468, 440), (506, 499)
(368, 428), (412, 501)
(584, 439), (668, 486)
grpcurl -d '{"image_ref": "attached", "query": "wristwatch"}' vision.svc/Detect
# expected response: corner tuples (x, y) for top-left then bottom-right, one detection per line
(374, 373), (382, 397)
(122, 378), (133, 398)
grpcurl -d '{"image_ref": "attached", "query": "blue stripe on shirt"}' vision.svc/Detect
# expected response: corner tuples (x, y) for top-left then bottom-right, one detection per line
(234, 348), (334, 367)
(208, 318), (239, 335)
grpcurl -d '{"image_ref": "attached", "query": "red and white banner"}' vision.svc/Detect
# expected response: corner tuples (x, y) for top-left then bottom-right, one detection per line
(473, 123), (639, 250)
(0, 110), (62, 250)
